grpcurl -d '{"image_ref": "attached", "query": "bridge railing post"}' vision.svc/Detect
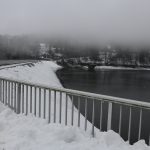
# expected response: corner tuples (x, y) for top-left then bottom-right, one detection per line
(107, 102), (112, 130)
(0, 79), (2, 102)
(16, 83), (21, 114)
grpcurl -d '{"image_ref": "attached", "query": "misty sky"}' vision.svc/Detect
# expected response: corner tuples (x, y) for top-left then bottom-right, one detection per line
(0, 0), (150, 46)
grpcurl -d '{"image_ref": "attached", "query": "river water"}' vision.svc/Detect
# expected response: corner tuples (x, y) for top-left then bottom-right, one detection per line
(56, 68), (150, 144)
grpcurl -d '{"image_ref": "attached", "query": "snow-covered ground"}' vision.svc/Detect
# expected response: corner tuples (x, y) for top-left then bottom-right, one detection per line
(0, 61), (149, 150)
(0, 103), (148, 150)
(0, 61), (61, 87)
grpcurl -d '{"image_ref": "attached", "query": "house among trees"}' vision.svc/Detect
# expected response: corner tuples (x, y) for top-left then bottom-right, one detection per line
(39, 43), (49, 58)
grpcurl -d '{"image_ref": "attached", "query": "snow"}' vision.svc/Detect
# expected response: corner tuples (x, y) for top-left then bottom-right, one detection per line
(0, 61), (62, 87)
(0, 104), (149, 150)
(0, 61), (149, 150)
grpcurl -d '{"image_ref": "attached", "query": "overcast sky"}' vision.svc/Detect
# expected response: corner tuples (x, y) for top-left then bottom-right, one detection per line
(0, 0), (150, 46)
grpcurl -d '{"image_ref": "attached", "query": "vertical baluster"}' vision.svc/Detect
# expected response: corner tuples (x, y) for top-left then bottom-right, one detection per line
(8, 81), (10, 107)
(1, 80), (3, 102)
(30, 86), (32, 113)
(9, 82), (11, 106)
(4, 81), (6, 105)
(34, 87), (36, 116)
(138, 108), (142, 140)
(5, 81), (7, 105)
(2, 80), (4, 103)
(0, 80), (2, 102)
(65, 93), (68, 125)
(48, 90), (51, 123)
(11, 82), (13, 109)
(54, 90), (56, 123)
(10, 82), (12, 108)
(7, 81), (8, 105)
(100, 101), (103, 131)
(1, 80), (2, 103)
(11, 82), (13, 108)
(84, 98), (87, 131)
(6, 81), (8, 105)
(22, 84), (24, 113)
(43, 89), (46, 119)
(107, 102), (112, 130)
(119, 105), (122, 135)
(39, 88), (41, 117)
(3, 80), (4, 103)
(8, 82), (10, 107)
(92, 99), (95, 137)
(71, 95), (74, 126)
(78, 97), (81, 127)
(0, 80), (1, 102)
(128, 107), (132, 142)
(15, 83), (17, 112)
(17, 83), (21, 114)
(7, 81), (9, 105)
(9, 82), (12, 108)
(59, 92), (62, 124)
(26, 85), (28, 115)
(13, 83), (15, 111)
(14, 83), (17, 112)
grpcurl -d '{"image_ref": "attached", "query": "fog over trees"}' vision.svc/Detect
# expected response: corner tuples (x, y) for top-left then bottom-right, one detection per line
(0, 0), (150, 61)
(0, 35), (40, 59)
(0, 33), (150, 68)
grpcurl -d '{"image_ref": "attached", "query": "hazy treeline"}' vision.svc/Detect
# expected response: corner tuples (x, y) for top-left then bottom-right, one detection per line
(48, 41), (100, 58)
(1, 34), (150, 66)
(0, 35), (40, 60)
(51, 43), (150, 66)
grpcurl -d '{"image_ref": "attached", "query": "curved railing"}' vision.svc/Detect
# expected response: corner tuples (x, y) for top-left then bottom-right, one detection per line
(0, 76), (150, 145)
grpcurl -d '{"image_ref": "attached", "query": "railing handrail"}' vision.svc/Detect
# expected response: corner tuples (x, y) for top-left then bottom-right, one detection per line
(0, 76), (150, 109)
(0, 61), (38, 70)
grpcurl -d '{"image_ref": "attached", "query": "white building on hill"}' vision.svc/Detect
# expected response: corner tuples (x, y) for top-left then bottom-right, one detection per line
(40, 43), (49, 58)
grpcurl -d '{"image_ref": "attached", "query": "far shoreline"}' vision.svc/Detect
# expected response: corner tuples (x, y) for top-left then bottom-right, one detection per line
(82, 65), (150, 71)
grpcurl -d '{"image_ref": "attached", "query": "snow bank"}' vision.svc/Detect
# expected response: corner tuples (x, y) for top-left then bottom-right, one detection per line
(0, 103), (149, 150)
(0, 61), (149, 150)
(0, 61), (62, 87)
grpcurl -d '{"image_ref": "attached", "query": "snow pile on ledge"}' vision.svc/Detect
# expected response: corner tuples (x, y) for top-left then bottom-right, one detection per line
(0, 61), (62, 87)
(0, 103), (148, 150)
(0, 61), (149, 150)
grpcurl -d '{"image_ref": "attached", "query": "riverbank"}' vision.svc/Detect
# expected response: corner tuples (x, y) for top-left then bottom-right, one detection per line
(0, 61), (149, 150)
(82, 65), (150, 71)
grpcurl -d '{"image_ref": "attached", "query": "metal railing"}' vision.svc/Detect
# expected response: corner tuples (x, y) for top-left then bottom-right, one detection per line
(0, 76), (150, 144)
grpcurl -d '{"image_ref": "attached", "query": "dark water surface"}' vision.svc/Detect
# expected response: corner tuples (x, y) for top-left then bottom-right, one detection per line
(56, 68), (150, 144)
